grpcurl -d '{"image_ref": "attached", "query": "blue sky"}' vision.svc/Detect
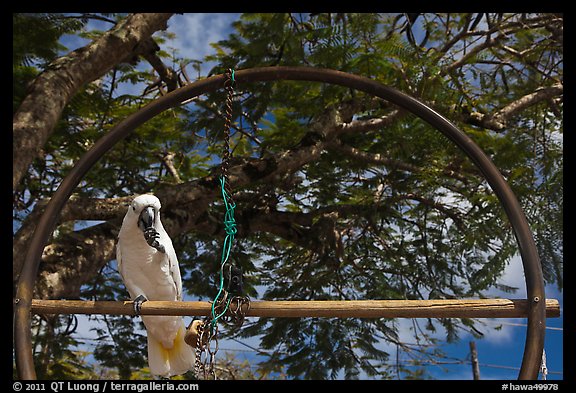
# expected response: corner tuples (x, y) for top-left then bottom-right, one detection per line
(58, 13), (563, 380)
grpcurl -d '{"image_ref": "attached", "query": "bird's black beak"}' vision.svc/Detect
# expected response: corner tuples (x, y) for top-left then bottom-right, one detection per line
(138, 206), (155, 231)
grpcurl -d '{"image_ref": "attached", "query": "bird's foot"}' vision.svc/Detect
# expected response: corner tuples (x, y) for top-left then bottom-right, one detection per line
(133, 294), (148, 315)
(143, 228), (166, 253)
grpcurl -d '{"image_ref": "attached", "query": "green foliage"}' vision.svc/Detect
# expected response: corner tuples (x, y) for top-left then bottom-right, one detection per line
(13, 13), (84, 113)
(194, 13), (563, 379)
(28, 315), (103, 379)
(91, 316), (148, 380)
(13, 13), (85, 67)
(14, 13), (562, 380)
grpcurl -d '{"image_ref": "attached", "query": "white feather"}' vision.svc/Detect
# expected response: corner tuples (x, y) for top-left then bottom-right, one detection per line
(117, 194), (194, 377)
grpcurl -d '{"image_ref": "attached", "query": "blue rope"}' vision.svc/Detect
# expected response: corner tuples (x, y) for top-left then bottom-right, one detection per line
(210, 175), (237, 333)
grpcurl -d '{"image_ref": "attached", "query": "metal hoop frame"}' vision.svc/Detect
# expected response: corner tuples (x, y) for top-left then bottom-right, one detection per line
(13, 66), (546, 380)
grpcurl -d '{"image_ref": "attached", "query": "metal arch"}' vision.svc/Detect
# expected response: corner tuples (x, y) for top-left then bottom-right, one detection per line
(13, 66), (546, 380)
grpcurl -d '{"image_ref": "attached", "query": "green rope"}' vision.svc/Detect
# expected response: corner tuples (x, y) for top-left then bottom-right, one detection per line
(210, 175), (237, 334)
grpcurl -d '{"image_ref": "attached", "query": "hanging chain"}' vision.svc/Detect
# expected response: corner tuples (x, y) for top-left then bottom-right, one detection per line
(540, 349), (548, 380)
(193, 320), (207, 378)
(221, 68), (235, 194)
(206, 325), (219, 379)
(193, 68), (253, 380)
(192, 318), (219, 380)
(227, 295), (251, 327)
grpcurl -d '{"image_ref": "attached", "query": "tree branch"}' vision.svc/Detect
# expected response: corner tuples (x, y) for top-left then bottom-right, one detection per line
(328, 139), (472, 184)
(12, 101), (346, 292)
(157, 151), (183, 183)
(137, 38), (181, 92)
(440, 34), (505, 77)
(36, 222), (119, 300)
(12, 93), (488, 299)
(434, 14), (561, 74)
(338, 109), (403, 134)
(467, 83), (563, 131)
(13, 13), (174, 190)
(18, 186), (466, 300)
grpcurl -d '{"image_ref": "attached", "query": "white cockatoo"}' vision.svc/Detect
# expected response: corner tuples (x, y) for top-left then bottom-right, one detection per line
(116, 194), (194, 378)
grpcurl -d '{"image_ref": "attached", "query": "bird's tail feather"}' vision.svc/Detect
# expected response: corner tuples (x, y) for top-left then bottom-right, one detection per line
(147, 321), (195, 378)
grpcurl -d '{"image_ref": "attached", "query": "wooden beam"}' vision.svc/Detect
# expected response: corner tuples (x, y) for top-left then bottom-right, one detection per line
(29, 298), (560, 319)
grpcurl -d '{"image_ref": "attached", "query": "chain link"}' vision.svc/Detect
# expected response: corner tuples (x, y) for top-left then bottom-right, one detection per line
(227, 296), (251, 327)
(193, 318), (219, 380)
(221, 68), (235, 194)
(206, 327), (219, 379)
(540, 349), (548, 380)
(193, 319), (207, 379)
(191, 295), (251, 380)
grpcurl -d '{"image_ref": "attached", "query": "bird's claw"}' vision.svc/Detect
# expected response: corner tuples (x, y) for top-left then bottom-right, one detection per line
(133, 294), (148, 315)
(143, 228), (165, 253)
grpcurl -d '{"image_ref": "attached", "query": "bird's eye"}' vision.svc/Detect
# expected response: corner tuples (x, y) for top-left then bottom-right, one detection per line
(132, 206), (136, 211)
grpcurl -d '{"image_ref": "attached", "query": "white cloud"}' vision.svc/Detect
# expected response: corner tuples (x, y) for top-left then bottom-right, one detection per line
(476, 252), (563, 345)
(489, 253), (527, 298)
(166, 13), (241, 75)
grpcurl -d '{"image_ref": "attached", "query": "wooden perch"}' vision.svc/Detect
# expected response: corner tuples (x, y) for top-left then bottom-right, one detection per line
(29, 298), (560, 319)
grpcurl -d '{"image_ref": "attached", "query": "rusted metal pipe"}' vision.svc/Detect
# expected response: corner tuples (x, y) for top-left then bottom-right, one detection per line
(14, 66), (546, 380)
